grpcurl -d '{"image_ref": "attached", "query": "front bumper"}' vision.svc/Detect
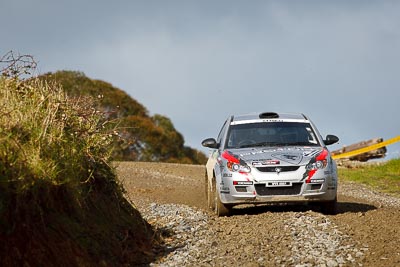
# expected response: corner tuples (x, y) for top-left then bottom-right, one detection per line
(218, 166), (337, 205)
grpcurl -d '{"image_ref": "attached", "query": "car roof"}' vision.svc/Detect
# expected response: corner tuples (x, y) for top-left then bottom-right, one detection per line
(231, 112), (309, 125)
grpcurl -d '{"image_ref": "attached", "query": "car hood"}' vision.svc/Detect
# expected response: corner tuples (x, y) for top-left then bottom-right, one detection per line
(228, 146), (324, 166)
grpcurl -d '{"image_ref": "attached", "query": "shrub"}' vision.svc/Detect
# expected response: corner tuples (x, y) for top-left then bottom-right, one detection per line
(0, 54), (120, 229)
(0, 53), (155, 266)
(40, 70), (208, 164)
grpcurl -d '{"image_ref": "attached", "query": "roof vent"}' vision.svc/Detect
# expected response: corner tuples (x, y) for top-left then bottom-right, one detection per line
(259, 112), (279, 119)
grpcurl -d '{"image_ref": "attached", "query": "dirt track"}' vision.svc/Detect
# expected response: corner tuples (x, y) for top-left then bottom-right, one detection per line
(117, 162), (400, 266)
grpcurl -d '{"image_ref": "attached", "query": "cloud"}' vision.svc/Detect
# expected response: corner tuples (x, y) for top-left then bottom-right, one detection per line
(1, 1), (399, 157)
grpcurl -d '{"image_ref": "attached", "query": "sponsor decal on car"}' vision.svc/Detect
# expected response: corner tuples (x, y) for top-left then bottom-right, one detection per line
(271, 152), (303, 164)
(240, 147), (321, 157)
(302, 149), (322, 157)
(233, 181), (253, 185)
(220, 186), (230, 194)
(252, 160), (280, 167)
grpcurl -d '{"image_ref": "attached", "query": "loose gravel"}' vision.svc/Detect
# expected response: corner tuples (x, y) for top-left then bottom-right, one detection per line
(135, 200), (366, 267)
(118, 162), (400, 267)
(339, 182), (400, 208)
(285, 212), (367, 267)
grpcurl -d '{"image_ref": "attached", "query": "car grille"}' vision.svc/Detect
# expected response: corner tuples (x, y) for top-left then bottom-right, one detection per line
(256, 166), (300, 172)
(254, 183), (303, 196)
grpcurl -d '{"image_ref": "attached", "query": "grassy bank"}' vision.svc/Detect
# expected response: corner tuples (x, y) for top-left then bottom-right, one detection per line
(338, 158), (400, 197)
(0, 58), (154, 266)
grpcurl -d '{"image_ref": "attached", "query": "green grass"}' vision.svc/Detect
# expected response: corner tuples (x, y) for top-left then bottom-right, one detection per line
(0, 76), (117, 192)
(0, 57), (155, 265)
(0, 69), (124, 235)
(338, 158), (400, 196)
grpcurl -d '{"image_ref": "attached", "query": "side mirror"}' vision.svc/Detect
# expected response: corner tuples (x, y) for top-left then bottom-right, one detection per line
(201, 138), (219, 149)
(324, 134), (339, 146)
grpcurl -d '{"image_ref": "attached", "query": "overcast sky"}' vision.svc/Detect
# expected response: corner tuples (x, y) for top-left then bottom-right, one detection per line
(2, 0), (399, 158)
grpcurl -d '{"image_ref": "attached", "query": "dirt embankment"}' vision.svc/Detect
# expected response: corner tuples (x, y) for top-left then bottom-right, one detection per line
(117, 162), (400, 267)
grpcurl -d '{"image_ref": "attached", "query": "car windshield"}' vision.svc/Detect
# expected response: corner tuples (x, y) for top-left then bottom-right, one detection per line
(226, 122), (320, 149)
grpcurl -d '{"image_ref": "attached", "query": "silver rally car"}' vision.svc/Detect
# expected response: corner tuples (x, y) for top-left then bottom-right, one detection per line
(202, 112), (339, 216)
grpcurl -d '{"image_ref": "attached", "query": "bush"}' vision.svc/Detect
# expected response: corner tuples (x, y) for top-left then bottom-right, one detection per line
(40, 70), (208, 164)
(0, 53), (154, 266)
(0, 55), (120, 229)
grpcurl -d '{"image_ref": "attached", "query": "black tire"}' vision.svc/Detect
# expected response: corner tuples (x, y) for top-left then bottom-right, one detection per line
(320, 197), (338, 215)
(213, 180), (231, 217)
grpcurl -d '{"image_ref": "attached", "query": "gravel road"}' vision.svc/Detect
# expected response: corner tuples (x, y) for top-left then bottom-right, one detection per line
(116, 162), (400, 267)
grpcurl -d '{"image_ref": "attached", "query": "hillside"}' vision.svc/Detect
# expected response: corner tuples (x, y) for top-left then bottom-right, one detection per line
(40, 71), (207, 164)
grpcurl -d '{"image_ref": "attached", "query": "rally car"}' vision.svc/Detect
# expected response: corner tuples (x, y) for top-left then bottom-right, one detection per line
(201, 112), (339, 216)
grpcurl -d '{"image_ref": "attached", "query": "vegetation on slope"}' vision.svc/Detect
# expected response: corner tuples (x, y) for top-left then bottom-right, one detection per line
(338, 158), (400, 197)
(40, 71), (207, 164)
(0, 54), (155, 266)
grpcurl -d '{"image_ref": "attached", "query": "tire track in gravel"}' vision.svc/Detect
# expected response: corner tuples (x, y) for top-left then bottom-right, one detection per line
(117, 162), (400, 267)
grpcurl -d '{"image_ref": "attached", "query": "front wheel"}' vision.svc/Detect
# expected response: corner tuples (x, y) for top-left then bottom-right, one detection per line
(213, 180), (231, 217)
(320, 197), (338, 215)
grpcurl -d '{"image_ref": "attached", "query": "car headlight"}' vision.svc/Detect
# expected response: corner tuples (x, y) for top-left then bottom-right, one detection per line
(222, 150), (251, 173)
(306, 148), (328, 170)
(228, 162), (251, 173)
(305, 148), (329, 183)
